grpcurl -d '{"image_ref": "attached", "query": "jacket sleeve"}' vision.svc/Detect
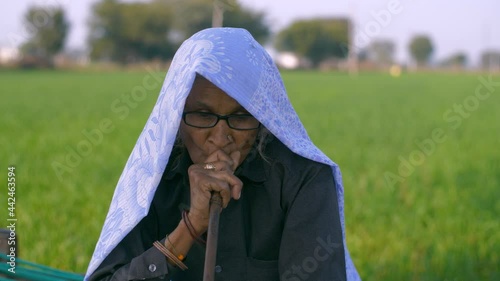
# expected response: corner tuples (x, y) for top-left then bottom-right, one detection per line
(88, 206), (182, 281)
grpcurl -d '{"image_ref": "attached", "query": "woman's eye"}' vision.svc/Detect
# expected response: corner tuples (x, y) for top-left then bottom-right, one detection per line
(231, 116), (250, 123)
(197, 113), (213, 119)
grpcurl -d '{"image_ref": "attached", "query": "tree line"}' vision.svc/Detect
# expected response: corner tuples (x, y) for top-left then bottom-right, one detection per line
(18, 0), (500, 69)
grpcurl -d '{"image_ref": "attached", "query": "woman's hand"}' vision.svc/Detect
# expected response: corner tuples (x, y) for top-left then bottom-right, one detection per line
(187, 150), (242, 234)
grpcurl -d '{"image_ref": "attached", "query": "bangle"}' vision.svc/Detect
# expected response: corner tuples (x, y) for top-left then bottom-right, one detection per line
(182, 210), (206, 245)
(166, 234), (185, 261)
(153, 241), (188, 270)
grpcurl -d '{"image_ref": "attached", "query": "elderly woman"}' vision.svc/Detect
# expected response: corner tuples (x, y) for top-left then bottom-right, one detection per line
(86, 28), (360, 281)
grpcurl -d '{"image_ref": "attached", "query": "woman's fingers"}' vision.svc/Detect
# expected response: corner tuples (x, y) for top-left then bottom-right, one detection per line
(229, 150), (241, 171)
(187, 149), (244, 232)
(204, 160), (233, 172)
(205, 150), (235, 170)
(204, 149), (243, 199)
(208, 167), (243, 201)
(228, 151), (242, 198)
(199, 177), (232, 208)
(190, 163), (243, 204)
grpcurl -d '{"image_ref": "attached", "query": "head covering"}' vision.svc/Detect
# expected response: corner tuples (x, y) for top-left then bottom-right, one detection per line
(85, 27), (360, 280)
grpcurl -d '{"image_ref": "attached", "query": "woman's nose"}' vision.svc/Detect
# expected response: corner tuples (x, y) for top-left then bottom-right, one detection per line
(208, 119), (232, 147)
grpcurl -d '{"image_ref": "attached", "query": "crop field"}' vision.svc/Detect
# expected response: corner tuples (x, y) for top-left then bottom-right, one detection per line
(0, 69), (499, 280)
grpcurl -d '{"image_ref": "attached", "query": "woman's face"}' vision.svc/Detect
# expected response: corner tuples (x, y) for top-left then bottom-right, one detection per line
(180, 77), (259, 167)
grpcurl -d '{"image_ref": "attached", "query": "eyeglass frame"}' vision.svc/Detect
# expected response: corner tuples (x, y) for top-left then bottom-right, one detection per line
(182, 111), (261, 130)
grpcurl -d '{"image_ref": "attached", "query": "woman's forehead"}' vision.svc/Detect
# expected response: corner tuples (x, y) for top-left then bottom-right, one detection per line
(186, 76), (245, 112)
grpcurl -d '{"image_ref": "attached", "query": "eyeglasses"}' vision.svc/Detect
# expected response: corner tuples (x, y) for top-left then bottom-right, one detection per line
(182, 111), (260, 130)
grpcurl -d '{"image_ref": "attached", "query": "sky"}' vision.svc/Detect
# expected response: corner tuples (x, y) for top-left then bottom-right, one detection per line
(1, 0), (499, 66)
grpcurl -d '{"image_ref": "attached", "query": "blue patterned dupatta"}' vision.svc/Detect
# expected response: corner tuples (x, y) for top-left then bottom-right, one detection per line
(85, 27), (360, 280)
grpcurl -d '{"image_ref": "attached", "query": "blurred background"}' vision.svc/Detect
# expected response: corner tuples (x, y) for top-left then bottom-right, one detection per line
(1, 0), (500, 70)
(0, 0), (499, 280)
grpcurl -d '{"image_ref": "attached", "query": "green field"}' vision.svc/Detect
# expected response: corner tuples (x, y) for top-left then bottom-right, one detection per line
(1, 69), (499, 280)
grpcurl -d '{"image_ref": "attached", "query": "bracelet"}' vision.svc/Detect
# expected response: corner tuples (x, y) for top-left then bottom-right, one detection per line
(153, 241), (188, 270)
(182, 210), (206, 245)
(166, 234), (185, 261)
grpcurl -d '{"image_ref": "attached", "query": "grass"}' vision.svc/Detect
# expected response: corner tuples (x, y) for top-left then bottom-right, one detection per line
(0, 69), (499, 280)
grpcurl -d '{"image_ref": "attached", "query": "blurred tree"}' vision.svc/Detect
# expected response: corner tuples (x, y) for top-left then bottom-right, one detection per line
(88, 0), (176, 63)
(275, 18), (350, 67)
(172, 0), (270, 44)
(88, 0), (269, 63)
(88, 0), (128, 62)
(21, 6), (69, 60)
(367, 39), (395, 66)
(440, 52), (467, 69)
(480, 50), (500, 70)
(408, 35), (434, 67)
